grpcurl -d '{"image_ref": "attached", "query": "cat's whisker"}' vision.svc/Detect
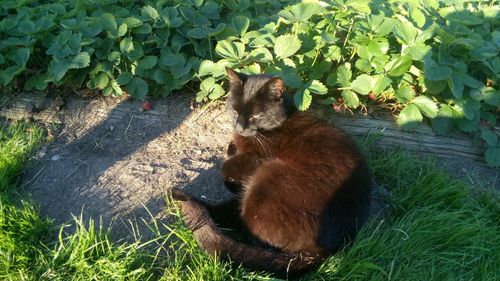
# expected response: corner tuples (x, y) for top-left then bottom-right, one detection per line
(257, 132), (271, 144)
(255, 133), (271, 157)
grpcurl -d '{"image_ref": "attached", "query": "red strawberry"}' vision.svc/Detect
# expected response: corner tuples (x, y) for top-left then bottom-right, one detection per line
(143, 101), (153, 111)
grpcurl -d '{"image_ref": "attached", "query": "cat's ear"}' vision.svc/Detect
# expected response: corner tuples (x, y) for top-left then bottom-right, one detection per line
(226, 68), (247, 88)
(265, 77), (285, 99)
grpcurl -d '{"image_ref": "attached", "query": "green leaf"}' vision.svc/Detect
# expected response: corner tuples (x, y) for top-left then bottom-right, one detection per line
(281, 69), (302, 88)
(38, 18), (56, 31)
(481, 129), (498, 146)
(95, 72), (109, 90)
(187, 27), (209, 39)
(47, 3), (66, 15)
(280, 2), (325, 22)
(161, 7), (183, 27)
(24, 73), (49, 91)
(294, 89), (312, 111)
(116, 72), (132, 85)
(447, 11), (483, 26)
(412, 96), (438, 118)
(120, 38), (134, 53)
(305, 80), (327, 95)
(396, 85), (414, 103)
(133, 23), (152, 34)
(102, 85), (113, 96)
(200, 1), (220, 19)
(13, 48), (30, 66)
(126, 42), (144, 60)
(346, 0), (371, 13)
(196, 91), (210, 102)
(0, 66), (22, 86)
(409, 6), (426, 28)
(366, 38), (389, 57)
(397, 104), (422, 130)
(198, 60), (226, 77)
(484, 88), (500, 106)
(453, 106), (479, 133)
(432, 104), (454, 135)
(249, 34), (276, 48)
(50, 59), (69, 81)
(208, 84), (225, 100)
(447, 75), (464, 99)
(111, 79), (123, 96)
(153, 69), (169, 84)
(424, 56), (452, 81)
(237, 0), (250, 11)
(386, 55), (412, 76)
(350, 75), (373, 95)
(248, 48), (273, 63)
(403, 43), (431, 61)
(101, 13), (117, 32)
(331, 63), (351, 87)
(60, 19), (78, 29)
(350, 74), (391, 95)
(469, 89), (483, 101)
(485, 147), (500, 167)
(355, 59), (372, 72)
(68, 52), (90, 69)
(161, 52), (185, 67)
(463, 74), (483, 89)
(18, 20), (35, 34)
(456, 99), (480, 120)
(231, 15), (250, 37)
(274, 35), (301, 60)
(188, 0), (202, 8)
(126, 77), (148, 100)
(215, 40), (245, 61)
(392, 20), (418, 45)
(123, 17), (142, 28)
(342, 90), (360, 108)
(138, 56), (158, 70)
(142, 5), (159, 21)
(108, 51), (121, 65)
(200, 77), (216, 93)
(209, 23), (227, 37)
(424, 79), (447, 94)
(117, 23), (127, 37)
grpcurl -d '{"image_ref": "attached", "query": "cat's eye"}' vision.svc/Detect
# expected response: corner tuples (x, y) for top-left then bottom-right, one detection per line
(250, 113), (262, 120)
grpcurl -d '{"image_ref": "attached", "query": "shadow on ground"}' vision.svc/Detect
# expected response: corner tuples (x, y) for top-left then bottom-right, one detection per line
(23, 93), (232, 240)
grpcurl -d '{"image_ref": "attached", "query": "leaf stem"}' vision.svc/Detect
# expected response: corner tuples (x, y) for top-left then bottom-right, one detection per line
(208, 37), (213, 61)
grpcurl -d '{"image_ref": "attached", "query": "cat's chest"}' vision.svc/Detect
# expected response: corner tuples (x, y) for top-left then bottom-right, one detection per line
(232, 132), (280, 158)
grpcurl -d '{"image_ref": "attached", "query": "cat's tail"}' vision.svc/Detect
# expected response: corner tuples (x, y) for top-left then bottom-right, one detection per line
(178, 199), (326, 278)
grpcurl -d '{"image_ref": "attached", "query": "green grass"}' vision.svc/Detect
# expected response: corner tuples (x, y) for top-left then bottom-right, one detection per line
(0, 123), (498, 280)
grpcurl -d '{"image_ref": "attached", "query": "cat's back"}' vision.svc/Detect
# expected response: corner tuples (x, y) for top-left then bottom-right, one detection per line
(275, 112), (364, 170)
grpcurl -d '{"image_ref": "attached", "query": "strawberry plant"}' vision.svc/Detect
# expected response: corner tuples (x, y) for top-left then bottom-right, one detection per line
(0, 0), (498, 166)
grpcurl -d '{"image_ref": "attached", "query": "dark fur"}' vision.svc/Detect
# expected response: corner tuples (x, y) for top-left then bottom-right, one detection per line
(172, 68), (373, 278)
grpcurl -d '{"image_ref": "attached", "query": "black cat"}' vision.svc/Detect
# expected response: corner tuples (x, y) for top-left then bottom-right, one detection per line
(172, 68), (373, 278)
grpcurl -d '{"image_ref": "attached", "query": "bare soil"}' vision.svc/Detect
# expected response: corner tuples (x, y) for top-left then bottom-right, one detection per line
(20, 94), (498, 241)
(23, 94), (234, 240)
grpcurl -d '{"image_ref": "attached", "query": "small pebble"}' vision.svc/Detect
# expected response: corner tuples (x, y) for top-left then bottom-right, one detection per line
(51, 155), (61, 161)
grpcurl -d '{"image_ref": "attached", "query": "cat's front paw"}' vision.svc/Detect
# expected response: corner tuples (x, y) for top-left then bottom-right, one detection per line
(221, 154), (261, 187)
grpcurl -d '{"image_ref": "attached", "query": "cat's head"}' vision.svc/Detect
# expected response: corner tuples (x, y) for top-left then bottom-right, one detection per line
(226, 68), (289, 137)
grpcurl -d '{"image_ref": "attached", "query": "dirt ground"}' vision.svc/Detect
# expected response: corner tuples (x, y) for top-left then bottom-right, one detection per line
(21, 94), (499, 241)
(22, 94), (234, 240)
